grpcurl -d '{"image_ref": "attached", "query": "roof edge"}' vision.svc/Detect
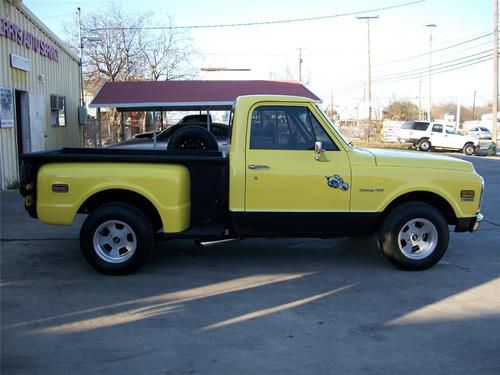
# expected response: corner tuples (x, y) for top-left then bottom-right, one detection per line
(16, 2), (80, 62)
(89, 101), (235, 109)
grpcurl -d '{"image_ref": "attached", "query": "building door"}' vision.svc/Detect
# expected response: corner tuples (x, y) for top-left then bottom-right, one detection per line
(15, 90), (31, 161)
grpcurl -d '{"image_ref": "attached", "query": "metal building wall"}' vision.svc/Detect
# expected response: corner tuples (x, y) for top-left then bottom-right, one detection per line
(0, 0), (82, 189)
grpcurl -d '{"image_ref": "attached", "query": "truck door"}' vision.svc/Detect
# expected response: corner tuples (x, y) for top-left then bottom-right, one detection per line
(430, 123), (445, 147)
(444, 125), (464, 148)
(243, 103), (351, 235)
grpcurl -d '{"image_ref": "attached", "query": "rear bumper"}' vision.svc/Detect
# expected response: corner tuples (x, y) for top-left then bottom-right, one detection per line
(455, 213), (483, 233)
(397, 137), (419, 145)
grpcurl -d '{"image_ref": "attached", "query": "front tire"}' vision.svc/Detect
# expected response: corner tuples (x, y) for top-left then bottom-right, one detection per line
(418, 139), (431, 152)
(377, 202), (449, 271)
(463, 143), (475, 156)
(80, 203), (154, 275)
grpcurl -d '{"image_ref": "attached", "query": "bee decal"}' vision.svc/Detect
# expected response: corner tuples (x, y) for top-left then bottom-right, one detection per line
(325, 175), (349, 191)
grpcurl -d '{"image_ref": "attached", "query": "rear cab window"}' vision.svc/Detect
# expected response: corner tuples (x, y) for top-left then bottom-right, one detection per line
(432, 124), (443, 132)
(413, 122), (430, 131)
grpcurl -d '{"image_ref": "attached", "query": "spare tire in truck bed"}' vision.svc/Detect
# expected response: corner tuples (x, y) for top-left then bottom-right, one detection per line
(167, 125), (219, 151)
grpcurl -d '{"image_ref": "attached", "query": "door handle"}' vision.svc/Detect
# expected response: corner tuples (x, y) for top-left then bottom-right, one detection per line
(248, 164), (270, 169)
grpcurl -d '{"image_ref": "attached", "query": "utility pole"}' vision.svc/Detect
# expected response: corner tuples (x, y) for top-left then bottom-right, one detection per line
(298, 48), (303, 83)
(418, 73), (423, 119)
(77, 7), (84, 107)
(426, 23), (437, 121)
(330, 89), (334, 120)
(472, 90), (476, 120)
(357, 16), (378, 123)
(493, 0), (498, 145)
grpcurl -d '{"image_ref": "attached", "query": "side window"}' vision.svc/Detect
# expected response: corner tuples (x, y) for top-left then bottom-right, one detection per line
(250, 106), (338, 150)
(414, 122), (429, 130)
(307, 110), (338, 150)
(432, 123), (443, 132)
(446, 125), (459, 135)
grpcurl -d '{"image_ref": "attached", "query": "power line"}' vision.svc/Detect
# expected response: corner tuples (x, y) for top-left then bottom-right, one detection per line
(89, 0), (425, 31)
(337, 32), (493, 82)
(375, 55), (492, 83)
(371, 32), (492, 68)
(336, 48), (495, 92)
(374, 49), (492, 80)
(335, 54), (492, 95)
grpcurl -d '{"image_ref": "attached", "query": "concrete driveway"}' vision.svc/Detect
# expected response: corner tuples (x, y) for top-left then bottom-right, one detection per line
(1, 155), (499, 375)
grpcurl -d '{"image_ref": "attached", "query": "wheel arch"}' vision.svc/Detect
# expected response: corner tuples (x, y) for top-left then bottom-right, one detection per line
(78, 189), (163, 232)
(381, 191), (457, 225)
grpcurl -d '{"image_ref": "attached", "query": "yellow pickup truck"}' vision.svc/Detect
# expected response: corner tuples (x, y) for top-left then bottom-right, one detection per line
(20, 95), (483, 275)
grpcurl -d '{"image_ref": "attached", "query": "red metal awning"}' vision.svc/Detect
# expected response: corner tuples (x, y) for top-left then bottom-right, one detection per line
(89, 80), (321, 110)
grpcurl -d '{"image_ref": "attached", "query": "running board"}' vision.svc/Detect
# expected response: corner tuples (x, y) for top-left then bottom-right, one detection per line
(194, 238), (241, 247)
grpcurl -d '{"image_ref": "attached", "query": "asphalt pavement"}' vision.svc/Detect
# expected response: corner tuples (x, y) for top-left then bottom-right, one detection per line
(1, 154), (499, 375)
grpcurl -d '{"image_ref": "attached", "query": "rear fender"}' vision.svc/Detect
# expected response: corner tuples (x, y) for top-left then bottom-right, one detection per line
(36, 162), (191, 233)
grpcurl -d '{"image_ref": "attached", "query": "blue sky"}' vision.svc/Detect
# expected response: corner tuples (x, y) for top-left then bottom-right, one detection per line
(23, 0), (494, 116)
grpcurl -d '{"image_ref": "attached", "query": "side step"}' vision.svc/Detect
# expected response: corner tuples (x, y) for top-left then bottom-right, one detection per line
(158, 223), (226, 241)
(194, 238), (240, 247)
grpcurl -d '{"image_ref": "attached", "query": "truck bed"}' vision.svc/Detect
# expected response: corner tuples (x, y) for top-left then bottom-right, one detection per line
(20, 148), (229, 230)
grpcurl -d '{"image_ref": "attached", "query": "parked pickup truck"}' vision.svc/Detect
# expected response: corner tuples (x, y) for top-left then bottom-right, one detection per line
(20, 95), (484, 275)
(398, 120), (479, 155)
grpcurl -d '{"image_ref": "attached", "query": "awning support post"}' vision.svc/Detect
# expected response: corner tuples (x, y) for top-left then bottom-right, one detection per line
(95, 108), (100, 148)
(119, 111), (125, 142)
(120, 112), (125, 143)
(152, 111), (157, 149)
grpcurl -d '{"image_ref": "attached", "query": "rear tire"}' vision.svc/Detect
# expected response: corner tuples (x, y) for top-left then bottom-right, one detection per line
(377, 202), (449, 271)
(463, 143), (475, 156)
(80, 203), (154, 275)
(418, 139), (431, 152)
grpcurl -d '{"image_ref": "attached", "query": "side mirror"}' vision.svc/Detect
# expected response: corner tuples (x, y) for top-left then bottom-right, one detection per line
(314, 141), (329, 162)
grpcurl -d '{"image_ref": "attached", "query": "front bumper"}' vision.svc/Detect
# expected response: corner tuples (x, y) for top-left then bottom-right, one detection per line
(455, 213), (483, 233)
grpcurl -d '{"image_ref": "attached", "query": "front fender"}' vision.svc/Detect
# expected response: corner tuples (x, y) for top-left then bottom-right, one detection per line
(350, 165), (482, 218)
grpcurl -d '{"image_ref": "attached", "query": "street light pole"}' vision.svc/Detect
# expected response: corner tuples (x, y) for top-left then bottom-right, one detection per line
(426, 23), (437, 121)
(493, 0), (498, 145)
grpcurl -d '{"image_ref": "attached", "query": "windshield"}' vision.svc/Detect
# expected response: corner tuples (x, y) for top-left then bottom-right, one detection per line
(315, 105), (352, 148)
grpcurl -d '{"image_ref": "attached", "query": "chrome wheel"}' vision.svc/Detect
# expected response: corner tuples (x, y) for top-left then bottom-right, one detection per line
(463, 144), (475, 156)
(397, 218), (438, 260)
(419, 140), (431, 151)
(93, 220), (137, 263)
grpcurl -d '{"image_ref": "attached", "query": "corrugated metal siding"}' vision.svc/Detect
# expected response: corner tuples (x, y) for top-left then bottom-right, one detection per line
(0, 0), (82, 189)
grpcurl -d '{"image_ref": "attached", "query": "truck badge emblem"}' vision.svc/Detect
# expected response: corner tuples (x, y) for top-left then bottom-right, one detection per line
(325, 175), (349, 191)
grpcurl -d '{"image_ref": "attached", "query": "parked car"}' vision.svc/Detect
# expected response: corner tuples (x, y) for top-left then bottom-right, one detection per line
(108, 117), (230, 152)
(398, 120), (479, 155)
(468, 126), (492, 140)
(132, 114), (214, 139)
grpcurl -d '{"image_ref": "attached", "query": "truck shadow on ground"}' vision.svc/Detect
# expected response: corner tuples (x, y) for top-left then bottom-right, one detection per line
(1, 232), (500, 373)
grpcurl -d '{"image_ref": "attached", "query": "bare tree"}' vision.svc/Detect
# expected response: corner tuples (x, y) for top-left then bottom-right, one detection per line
(78, 4), (148, 83)
(65, 3), (196, 85)
(383, 100), (420, 121)
(138, 19), (196, 81)
(64, 3), (197, 143)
